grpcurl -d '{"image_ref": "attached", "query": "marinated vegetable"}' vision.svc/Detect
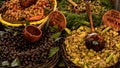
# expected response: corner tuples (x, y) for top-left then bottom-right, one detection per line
(64, 25), (120, 68)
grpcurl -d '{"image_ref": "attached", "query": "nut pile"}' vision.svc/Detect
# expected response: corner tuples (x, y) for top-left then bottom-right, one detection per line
(2, 0), (54, 22)
(0, 28), (56, 67)
(64, 25), (120, 68)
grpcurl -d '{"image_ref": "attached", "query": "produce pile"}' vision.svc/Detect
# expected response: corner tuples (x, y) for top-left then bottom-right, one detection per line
(58, 0), (120, 67)
(0, 27), (59, 67)
(64, 25), (120, 68)
(1, 0), (54, 23)
(0, 0), (120, 68)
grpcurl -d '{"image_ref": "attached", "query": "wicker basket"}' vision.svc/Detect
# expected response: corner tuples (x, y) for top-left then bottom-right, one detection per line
(61, 43), (120, 68)
(0, 27), (60, 68)
(0, 53), (59, 68)
(19, 52), (59, 68)
(60, 43), (79, 68)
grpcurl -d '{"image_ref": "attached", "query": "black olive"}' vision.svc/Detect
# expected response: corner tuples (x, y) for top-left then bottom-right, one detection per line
(0, 28), (56, 66)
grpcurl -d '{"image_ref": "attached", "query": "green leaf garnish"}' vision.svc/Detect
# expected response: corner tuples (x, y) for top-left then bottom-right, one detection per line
(58, 60), (65, 67)
(51, 32), (61, 39)
(13, 32), (18, 36)
(48, 47), (59, 58)
(49, 24), (59, 32)
(55, 37), (62, 42)
(11, 58), (21, 67)
(53, 24), (58, 30)
(2, 61), (9, 66)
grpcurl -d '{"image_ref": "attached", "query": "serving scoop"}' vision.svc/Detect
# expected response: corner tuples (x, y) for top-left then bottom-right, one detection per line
(85, 0), (105, 52)
(102, 10), (120, 31)
(23, 10), (66, 42)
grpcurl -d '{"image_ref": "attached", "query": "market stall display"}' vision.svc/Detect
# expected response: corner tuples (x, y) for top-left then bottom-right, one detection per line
(0, 0), (61, 67)
(59, 0), (120, 68)
(0, 0), (120, 68)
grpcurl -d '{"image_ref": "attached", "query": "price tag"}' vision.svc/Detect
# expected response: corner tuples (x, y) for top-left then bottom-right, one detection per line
(102, 10), (120, 30)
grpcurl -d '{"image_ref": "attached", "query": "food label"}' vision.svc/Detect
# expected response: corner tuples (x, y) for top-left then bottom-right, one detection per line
(102, 10), (120, 30)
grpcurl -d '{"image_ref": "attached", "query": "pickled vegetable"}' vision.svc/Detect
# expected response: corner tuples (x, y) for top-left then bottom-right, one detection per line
(64, 25), (120, 68)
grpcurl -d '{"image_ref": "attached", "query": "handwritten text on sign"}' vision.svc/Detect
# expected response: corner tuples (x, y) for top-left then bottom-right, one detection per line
(102, 10), (120, 30)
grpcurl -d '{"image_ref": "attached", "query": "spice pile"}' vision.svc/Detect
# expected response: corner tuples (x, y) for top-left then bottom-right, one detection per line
(64, 25), (120, 68)
(0, 28), (57, 67)
(1, 0), (54, 22)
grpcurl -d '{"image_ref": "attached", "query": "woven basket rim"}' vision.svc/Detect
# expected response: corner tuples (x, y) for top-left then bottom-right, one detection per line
(61, 43), (80, 68)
